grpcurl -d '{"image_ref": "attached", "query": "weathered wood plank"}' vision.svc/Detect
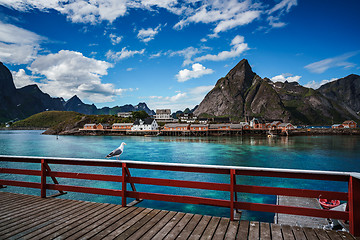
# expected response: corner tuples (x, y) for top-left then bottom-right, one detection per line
(0, 198), (71, 227)
(337, 231), (356, 240)
(106, 208), (154, 240)
(212, 217), (229, 240)
(223, 219), (239, 240)
(270, 223), (283, 240)
(248, 221), (259, 240)
(187, 215), (212, 240)
(52, 204), (127, 239)
(138, 211), (178, 240)
(176, 214), (202, 240)
(260, 222), (271, 240)
(70, 206), (142, 239)
(129, 210), (170, 239)
(199, 216), (221, 240)
(151, 212), (186, 240)
(302, 227), (318, 240)
(22, 202), (105, 239)
(282, 225), (295, 240)
(33, 203), (116, 240)
(236, 220), (249, 240)
(0, 200), (89, 239)
(291, 226), (307, 240)
(113, 209), (161, 240)
(314, 228), (332, 240)
(164, 213), (194, 240)
(325, 230), (343, 240)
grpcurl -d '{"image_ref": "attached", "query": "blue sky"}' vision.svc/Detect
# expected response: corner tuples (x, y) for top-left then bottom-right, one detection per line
(0, 0), (359, 111)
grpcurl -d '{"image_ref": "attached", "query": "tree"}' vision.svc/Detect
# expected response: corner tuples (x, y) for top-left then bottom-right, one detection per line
(132, 111), (149, 120)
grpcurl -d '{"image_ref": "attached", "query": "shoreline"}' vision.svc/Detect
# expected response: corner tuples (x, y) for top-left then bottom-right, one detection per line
(40, 128), (360, 136)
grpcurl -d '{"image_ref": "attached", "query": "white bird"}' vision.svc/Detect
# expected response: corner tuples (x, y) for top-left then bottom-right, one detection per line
(106, 142), (126, 160)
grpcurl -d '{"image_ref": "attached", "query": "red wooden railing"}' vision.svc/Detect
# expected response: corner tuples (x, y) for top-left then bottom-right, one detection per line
(0, 155), (359, 236)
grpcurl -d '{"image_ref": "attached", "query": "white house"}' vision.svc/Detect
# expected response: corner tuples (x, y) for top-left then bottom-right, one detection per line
(155, 109), (173, 122)
(131, 118), (159, 131)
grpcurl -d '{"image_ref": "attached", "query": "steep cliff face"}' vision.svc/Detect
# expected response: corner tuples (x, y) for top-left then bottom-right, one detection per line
(194, 59), (360, 124)
(318, 74), (360, 113)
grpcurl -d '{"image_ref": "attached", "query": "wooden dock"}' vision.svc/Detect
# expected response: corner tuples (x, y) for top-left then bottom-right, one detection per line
(0, 192), (355, 240)
(275, 196), (329, 228)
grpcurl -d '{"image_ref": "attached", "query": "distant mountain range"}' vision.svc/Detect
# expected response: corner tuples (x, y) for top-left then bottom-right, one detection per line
(0, 62), (154, 122)
(194, 59), (360, 125)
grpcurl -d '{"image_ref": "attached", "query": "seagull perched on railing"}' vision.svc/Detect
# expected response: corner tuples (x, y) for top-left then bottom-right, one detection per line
(106, 142), (126, 160)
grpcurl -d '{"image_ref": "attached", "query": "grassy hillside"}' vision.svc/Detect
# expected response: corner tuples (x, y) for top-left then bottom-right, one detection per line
(11, 111), (84, 128)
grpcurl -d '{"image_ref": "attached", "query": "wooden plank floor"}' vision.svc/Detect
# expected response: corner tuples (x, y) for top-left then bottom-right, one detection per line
(0, 192), (355, 240)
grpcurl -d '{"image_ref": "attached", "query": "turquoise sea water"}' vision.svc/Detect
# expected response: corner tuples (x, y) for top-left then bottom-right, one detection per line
(1, 130), (360, 222)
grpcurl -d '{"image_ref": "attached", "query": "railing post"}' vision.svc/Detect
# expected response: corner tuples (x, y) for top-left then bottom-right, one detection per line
(348, 176), (360, 237)
(122, 162), (127, 207)
(230, 169), (235, 221)
(40, 159), (46, 198)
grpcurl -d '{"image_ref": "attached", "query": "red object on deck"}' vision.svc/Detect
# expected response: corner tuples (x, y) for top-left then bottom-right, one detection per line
(319, 198), (341, 209)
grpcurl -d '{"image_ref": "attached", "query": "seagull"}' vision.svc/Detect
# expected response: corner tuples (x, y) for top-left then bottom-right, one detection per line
(106, 142), (126, 160)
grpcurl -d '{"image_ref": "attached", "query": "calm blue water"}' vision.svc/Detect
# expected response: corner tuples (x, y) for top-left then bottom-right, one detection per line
(1, 130), (360, 222)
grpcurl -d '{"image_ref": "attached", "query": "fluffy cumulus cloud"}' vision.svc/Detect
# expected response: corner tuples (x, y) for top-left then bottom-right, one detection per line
(25, 50), (131, 103)
(106, 48), (145, 62)
(305, 51), (358, 74)
(0, 21), (44, 64)
(304, 78), (338, 89)
(137, 24), (162, 43)
(11, 69), (38, 88)
(270, 73), (301, 83)
(176, 63), (214, 82)
(168, 47), (202, 66)
(195, 35), (249, 62)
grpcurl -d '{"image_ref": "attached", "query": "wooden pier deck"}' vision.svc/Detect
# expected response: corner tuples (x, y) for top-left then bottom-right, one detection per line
(0, 192), (355, 240)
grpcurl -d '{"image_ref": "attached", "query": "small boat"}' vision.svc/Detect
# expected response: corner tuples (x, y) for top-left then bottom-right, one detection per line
(319, 199), (341, 209)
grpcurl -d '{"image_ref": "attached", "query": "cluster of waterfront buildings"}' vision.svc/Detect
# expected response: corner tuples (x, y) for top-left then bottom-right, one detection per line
(82, 109), (358, 134)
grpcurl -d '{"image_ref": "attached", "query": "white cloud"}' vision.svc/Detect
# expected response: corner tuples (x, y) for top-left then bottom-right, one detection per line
(126, 67), (134, 71)
(169, 46), (201, 66)
(0, 21), (43, 64)
(304, 78), (338, 89)
(195, 35), (249, 62)
(176, 63), (214, 82)
(137, 24), (162, 43)
(106, 48), (145, 62)
(149, 51), (162, 58)
(109, 33), (122, 45)
(305, 52), (359, 74)
(11, 69), (37, 88)
(146, 85), (214, 111)
(25, 50), (132, 103)
(174, 1), (261, 37)
(270, 73), (301, 83)
(268, 0), (297, 15)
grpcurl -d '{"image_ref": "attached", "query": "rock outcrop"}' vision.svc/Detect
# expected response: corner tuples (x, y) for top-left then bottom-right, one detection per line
(194, 59), (360, 124)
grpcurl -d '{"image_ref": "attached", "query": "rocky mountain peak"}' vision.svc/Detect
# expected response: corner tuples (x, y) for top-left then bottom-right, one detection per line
(0, 61), (16, 95)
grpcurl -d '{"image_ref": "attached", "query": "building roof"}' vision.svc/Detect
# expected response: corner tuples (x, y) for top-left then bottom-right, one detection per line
(133, 118), (155, 125)
(112, 123), (133, 126)
(156, 109), (171, 114)
(84, 124), (96, 126)
(164, 123), (189, 128)
(270, 121), (282, 125)
(190, 124), (208, 127)
(209, 124), (231, 129)
(332, 124), (343, 127)
(343, 120), (355, 124)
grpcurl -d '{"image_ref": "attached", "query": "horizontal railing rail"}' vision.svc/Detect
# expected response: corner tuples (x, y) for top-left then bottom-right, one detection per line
(0, 155), (359, 237)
